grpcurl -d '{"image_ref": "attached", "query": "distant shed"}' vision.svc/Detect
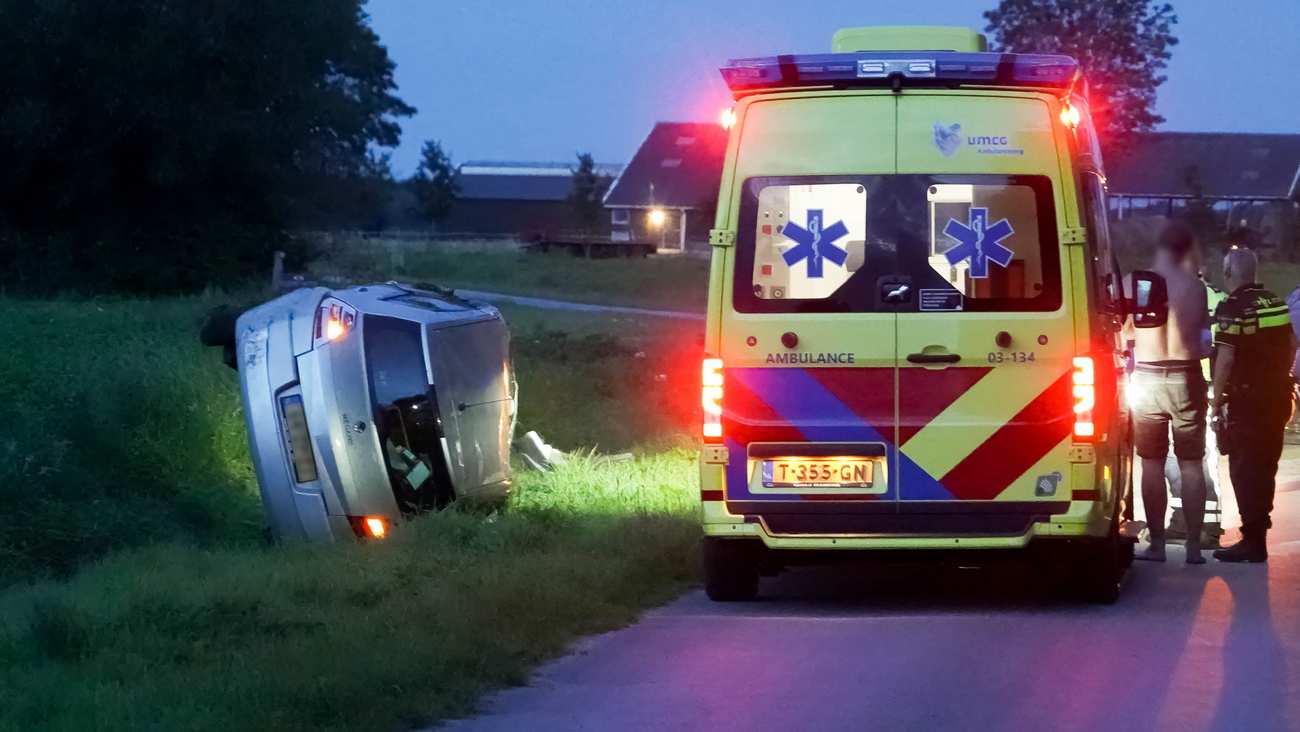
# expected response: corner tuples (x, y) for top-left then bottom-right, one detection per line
(441, 161), (622, 239)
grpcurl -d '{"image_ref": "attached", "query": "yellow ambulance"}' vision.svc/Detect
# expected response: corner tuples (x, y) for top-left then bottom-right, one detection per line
(701, 26), (1135, 602)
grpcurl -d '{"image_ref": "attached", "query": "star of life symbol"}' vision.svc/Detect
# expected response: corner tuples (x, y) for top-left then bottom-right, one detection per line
(781, 209), (849, 278)
(942, 207), (1015, 279)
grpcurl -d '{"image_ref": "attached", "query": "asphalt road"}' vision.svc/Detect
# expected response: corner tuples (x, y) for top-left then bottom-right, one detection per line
(441, 470), (1300, 732)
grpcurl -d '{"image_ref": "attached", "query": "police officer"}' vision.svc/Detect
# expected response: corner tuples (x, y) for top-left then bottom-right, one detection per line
(1211, 247), (1295, 563)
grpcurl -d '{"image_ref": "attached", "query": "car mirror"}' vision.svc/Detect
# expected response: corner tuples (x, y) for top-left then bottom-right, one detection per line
(845, 240), (866, 272)
(1129, 269), (1168, 328)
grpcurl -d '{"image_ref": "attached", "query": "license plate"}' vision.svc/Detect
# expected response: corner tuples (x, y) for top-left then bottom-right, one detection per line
(762, 458), (874, 488)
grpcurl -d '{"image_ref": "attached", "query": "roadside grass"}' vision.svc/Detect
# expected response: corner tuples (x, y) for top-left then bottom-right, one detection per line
(309, 237), (711, 312)
(499, 304), (702, 451)
(0, 454), (698, 732)
(0, 295), (263, 584)
(0, 294), (703, 730)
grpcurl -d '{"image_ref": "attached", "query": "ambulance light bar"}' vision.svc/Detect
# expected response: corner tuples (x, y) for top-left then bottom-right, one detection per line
(720, 52), (1079, 96)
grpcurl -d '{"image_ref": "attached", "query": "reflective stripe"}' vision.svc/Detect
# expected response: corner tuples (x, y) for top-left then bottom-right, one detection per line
(1259, 312), (1292, 328)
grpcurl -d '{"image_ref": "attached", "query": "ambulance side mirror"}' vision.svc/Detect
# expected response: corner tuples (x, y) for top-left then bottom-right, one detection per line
(1129, 270), (1168, 329)
(845, 240), (866, 272)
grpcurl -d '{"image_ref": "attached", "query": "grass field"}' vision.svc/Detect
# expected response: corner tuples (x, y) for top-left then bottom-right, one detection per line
(0, 294), (703, 731)
(309, 237), (712, 312)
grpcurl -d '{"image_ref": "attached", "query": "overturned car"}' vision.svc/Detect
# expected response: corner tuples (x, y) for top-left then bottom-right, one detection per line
(215, 283), (515, 542)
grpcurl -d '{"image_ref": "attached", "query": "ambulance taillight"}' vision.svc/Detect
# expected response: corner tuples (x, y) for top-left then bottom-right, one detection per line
(702, 358), (724, 442)
(1072, 356), (1096, 440)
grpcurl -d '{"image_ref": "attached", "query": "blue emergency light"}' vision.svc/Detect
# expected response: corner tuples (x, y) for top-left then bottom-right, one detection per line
(720, 51), (1079, 97)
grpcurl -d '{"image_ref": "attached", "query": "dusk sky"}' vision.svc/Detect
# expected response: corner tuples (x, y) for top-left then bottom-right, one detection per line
(369, 0), (1299, 175)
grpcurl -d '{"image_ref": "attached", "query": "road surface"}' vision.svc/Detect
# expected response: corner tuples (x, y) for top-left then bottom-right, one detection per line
(441, 459), (1300, 732)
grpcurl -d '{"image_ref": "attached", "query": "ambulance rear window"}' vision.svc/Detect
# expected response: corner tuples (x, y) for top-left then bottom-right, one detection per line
(735, 174), (1061, 313)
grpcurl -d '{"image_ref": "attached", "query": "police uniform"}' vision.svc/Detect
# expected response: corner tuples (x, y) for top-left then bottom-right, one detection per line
(1213, 283), (1295, 541)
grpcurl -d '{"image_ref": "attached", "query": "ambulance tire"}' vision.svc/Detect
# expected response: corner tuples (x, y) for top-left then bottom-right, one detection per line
(703, 537), (760, 602)
(1075, 533), (1125, 605)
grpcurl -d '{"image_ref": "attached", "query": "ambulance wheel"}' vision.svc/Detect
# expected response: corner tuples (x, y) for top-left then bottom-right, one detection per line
(1075, 534), (1125, 604)
(703, 537), (760, 602)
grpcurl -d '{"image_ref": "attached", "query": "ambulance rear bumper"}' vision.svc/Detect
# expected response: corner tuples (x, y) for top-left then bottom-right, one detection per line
(703, 499), (1110, 550)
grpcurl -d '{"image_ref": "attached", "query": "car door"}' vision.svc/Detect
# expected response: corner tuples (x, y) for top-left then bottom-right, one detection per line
(427, 319), (514, 494)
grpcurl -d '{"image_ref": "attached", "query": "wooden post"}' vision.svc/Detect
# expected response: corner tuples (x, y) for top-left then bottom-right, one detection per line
(679, 209), (688, 252)
(270, 250), (285, 291)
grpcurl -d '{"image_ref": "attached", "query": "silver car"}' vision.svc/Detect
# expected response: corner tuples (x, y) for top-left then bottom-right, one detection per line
(233, 282), (515, 542)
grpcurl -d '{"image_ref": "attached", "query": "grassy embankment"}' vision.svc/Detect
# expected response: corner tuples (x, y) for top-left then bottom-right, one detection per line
(0, 288), (703, 731)
(308, 236), (712, 312)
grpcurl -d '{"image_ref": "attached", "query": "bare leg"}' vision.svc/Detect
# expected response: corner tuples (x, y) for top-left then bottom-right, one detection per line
(1137, 457), (1168, 561)
(1179, 457), (1207, 564)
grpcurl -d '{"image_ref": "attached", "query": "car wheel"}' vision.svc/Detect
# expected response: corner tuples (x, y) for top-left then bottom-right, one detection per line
(703, 537), (761, 602)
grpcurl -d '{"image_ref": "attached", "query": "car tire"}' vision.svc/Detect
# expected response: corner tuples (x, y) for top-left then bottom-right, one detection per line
(703, 537), (761, 602)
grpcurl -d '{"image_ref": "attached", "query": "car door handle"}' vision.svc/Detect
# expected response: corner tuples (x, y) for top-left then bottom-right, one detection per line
(907, 352), (961, 364)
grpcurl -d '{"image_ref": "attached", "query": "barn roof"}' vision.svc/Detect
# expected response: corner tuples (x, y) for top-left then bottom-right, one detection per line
(1107, 132), (1300, 201)
(455, 161), (623, 202)
(603, 122), (729, 208)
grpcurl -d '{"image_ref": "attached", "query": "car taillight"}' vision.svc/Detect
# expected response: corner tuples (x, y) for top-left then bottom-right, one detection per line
(347, 515), (390, 540)
(1072, 356), (1096, 440)
(314, 297), (357, 347)
(702, 358), (723, 442)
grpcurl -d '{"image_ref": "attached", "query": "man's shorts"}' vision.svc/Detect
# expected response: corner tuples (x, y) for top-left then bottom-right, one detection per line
(1132, 362), (1207, 461)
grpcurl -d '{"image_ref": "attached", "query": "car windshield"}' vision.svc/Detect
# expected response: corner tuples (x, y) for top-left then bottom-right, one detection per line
(734, 174), (1061, 313)
(362, 315), (447, 512)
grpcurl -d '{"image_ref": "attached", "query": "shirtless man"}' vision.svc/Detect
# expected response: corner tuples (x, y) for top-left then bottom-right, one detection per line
(1128, 222), (1210, 564)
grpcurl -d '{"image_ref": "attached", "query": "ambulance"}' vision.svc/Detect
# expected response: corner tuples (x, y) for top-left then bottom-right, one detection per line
(700, 26), (1138, 602)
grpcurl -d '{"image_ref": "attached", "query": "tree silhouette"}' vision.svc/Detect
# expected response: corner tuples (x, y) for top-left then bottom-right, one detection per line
(568, 153), (613, 234)
(413, 141), (460, 227)
(984, 0), (1178, 160)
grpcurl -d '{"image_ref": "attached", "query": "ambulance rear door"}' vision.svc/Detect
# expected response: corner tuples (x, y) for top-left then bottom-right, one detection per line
(718, 93), (901, 523)
(891, 93), (1077, 512)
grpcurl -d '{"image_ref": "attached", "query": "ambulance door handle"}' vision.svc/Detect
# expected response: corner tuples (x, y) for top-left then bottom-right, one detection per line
(906, 352), (961, 364)
(882, 283), (911, 303)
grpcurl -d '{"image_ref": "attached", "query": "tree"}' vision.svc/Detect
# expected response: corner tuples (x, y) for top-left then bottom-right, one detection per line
(984, 0), (1178, 160)
(412, 141), (459, 228)
(568, 153), (613, 233)
(0, 0), (414, 293)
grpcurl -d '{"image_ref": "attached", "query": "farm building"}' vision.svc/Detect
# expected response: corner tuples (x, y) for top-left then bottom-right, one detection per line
(439, 161), (622, 239)
(603, 122), (729, 252)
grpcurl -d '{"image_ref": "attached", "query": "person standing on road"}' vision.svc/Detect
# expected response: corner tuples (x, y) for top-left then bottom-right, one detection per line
(1163, 273), (1226, 547)
(1130, 223), (1211, 564)
(1211, 248), (1295, 563)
